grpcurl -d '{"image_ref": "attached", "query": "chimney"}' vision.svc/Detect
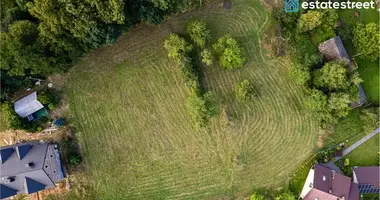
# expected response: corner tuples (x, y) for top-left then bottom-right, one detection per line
(25, 162), (34, 168)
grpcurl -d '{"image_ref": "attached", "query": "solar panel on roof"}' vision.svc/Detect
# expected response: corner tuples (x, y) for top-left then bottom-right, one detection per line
(16, 144), (31, 160)
(24, 177), (46, 194)
(0, 147), (14, 164)
(0, 184), (18, 199)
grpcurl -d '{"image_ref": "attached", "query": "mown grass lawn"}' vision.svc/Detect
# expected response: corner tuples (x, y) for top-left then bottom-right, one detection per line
(345, 134), (379, 166)
(356, 58), (379, 105)
(65, 1), (318, 199)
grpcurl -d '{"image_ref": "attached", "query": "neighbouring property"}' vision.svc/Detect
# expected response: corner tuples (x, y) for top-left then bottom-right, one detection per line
(300, 164), (380, 200)
(318, 36), (367, 107)
(13, 92), (47, 121)
(353, 166), (380, 194)
(0, 141), (65, 199)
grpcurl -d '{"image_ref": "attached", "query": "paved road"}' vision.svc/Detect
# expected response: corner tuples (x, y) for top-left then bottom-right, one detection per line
(336, 127), (380, 161)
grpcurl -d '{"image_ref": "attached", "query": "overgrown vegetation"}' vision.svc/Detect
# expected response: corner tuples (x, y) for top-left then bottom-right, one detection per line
(164, 33), (215, 128)
(187, 20), (211, 48)
(0, 0), (203, 100)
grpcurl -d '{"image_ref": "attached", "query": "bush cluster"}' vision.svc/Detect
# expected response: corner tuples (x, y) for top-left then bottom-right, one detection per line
(164, 33), (216, 129)
(235, 80), (255, 103)
(213, 35), (246, 70)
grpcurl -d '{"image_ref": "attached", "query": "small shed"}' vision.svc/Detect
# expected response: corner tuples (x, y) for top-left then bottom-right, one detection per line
(318, 36), (351, 65)
(14, 92), (44, 121)
(318, 36), (367, 107)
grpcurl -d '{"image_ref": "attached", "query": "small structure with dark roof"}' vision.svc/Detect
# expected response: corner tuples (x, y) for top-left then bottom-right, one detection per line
(0, 141), (65, 199)
(353, 166), (380, 194)
(318, 36), (367, 107)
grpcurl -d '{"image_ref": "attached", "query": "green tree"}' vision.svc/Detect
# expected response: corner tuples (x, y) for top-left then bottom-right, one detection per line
(1, 101), (21, 130)
(213, 35), (246, 70)
(187, 20), (210, 48)
(201, 49), (212, 66)
(360, 108), (379, 134)
(164, 33), (193, 62)
(313, 61), (349, 91)
(298, 11), (323, 32)
(328, 92), (351, 119)
(235, 80), (255, 103)
(304, 89), (334, 123)
(0, 20), (59, 76)
(353, 23), (380, 61)
(290, 64), (310, 85)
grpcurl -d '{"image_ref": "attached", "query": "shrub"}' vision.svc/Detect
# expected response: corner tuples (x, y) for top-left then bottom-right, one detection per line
(235, 80), (255, 103)
(290, 64), (310, 85)
(164, 33), (193, 62)
(201, 49), (212, 66)
(0, 101), (22, 130)
(38, 90), (59, 110)
(213, 35), (246, 70)
(360, 108), (379, 134)
(311, 26), (336, 45)
(274, 192), (295, 200)
(298, 11), (323, 32)
(187, 20), (211, 48)
(249, 192), (265, 200)
(186, 89), (215, 129)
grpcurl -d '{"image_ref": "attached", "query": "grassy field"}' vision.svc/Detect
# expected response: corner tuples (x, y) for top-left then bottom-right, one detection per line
(345, 133), (379, 166)
(65, 1), (318, 199)
(325, 109), (364, 147)
(356, 58), (379, 105)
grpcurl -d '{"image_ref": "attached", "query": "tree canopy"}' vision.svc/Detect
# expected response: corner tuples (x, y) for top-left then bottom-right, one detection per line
(313, 61), (349, 91)
(213, 35), (246, 70)
(187, 20), (211, 48)
(353, 23), (380, 61)
(164, 33), (193, 62)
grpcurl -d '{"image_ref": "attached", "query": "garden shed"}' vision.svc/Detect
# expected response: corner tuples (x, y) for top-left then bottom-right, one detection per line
(13, 92), (46, 121)
(318, 36), (367, 107)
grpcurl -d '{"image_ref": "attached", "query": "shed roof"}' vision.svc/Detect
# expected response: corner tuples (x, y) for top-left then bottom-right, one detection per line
(318, 36), (351, 64)
(13, 92), (44, 118)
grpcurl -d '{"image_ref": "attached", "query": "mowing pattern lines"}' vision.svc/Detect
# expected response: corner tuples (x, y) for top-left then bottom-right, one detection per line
(66, 0), (318, 199)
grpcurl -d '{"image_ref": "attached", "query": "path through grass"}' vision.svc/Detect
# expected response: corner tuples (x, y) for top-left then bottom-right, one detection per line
(66, 1), (318, 199)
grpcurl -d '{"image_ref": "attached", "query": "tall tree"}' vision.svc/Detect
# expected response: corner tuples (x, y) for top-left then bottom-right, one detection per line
(353, 23), (380, 61)
(313, 61), (349, 91)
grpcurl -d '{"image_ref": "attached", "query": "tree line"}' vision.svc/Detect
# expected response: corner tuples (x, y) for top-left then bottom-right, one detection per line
(0, 0), (203, 100)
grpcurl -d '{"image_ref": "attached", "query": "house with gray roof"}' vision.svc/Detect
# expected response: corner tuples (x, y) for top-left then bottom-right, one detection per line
(0, 141), (65, 199)
(318, 36), (367, 107)
(13, 92), (46, 121)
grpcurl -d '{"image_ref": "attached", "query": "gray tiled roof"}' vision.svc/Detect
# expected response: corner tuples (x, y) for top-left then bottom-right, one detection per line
(0, 141), (64, 199)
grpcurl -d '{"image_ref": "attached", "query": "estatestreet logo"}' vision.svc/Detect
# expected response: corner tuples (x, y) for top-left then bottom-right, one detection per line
(285, 0), (300, 12)
(285, 0), (376, 12)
